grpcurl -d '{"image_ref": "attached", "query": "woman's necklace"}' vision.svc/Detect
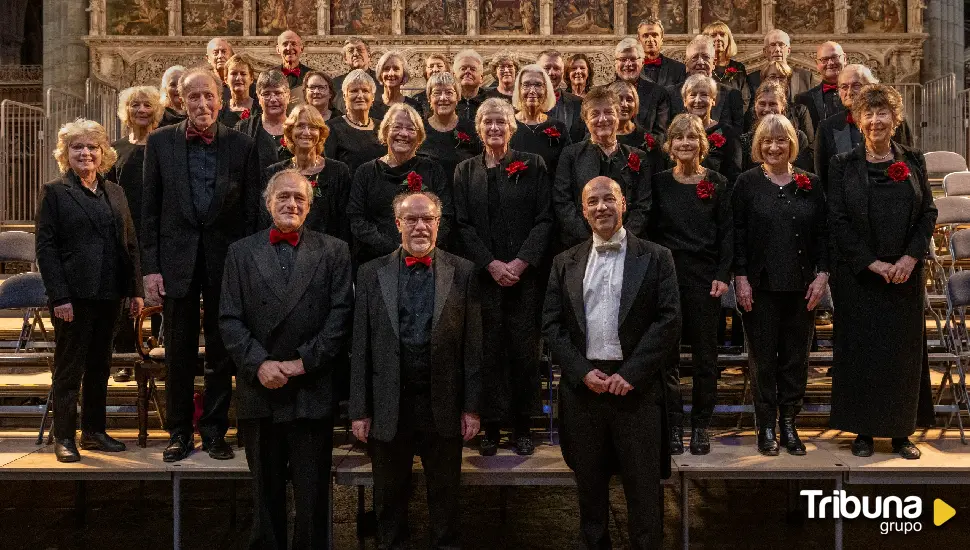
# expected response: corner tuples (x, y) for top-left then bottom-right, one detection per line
(762, 163), (793, 186)
(345, 114), (371, 128)
(866, 148), (893, 162)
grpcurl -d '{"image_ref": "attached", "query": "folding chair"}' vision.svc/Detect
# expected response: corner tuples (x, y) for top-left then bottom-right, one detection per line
(0, 231), (49, 350)
(937, 271), (970, 443)
(943, 171), (970, 196)
(925, 151), (968, 188)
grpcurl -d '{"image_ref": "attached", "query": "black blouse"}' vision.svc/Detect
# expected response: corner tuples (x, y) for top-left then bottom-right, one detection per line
(714, 59), (748, 93)
(347, 155), (453, 264)
(733, 167), (828, 291)
(323, 116), (386, 176)
(739, 130), (814, 174)
(649, 169), (733, 288)
(867, 160), (915, 260)
(370, 94), (424, 121)
(618, 123), (663, 177)
(702, 121), (743, 187)
(219, 102), (261, 130)
(106, 137), (145, 240)
(417, 118), (484, 185)
(159, 107), (186, 128)
(509, 119), (572, 179)
(262, 158), (353, 244)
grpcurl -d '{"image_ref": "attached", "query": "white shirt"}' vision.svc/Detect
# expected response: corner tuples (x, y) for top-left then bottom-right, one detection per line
(583, 227), (627, 360)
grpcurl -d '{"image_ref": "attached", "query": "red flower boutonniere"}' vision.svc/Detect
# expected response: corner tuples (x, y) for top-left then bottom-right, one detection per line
(643, 133), (656, 152)
(405, 171), (423, 192)
(708, 131), (726, 149)
(239, 109), (251, 120)
(887, 161), (911, 182)
(506, 160), (528, 182)
(454, 130), (471, 147)
(542, 126), (561, 145)
(726, 67), (738, 75)
(696, 179), (715, 199)
(309, 178), (322, 197)
(279, 136), (287, 147)
(627, 152), (641, 173)
(794, 173), (812, 192)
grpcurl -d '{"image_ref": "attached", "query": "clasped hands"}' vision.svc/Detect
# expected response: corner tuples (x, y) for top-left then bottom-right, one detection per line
(584, 369), (634, 396)
(868, 255), (917, 284)
(352, 412), (480, 444)
(257, 358), (305, 389)
(487, 258), (528, 287)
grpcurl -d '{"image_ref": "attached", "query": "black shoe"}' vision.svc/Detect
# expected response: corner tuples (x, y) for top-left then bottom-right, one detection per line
(669, 425), (685, 455)
(892, 438), (921, 460)
(54, 438), (81, 463)
(779, 418), (806, 456)
(112, 368), (132, 383)
(479, 436), (498, 457)
(851, 436), (874, 457)
(689, 428), (711, 455)
(202, 436), (235, 460)
(757, 427), (780, 456)
(80, 431), (127, 452)
(514, 435), (535, 456)
(162, 436), (194, 462)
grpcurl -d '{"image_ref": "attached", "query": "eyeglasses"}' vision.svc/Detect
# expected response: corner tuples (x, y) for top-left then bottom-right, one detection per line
(520, 83), (545, 91)
(307, 85), (330, 93)
(431, 89), (457, 99)
(838, 83), (864, 92)
(259, 90), (287, 99)
(390, 124), (417, 134)
(399, 215), (440, 227)
(818, 55), (844, 65)
(760, 137), (791, 147)
(615, 56), (640, 65)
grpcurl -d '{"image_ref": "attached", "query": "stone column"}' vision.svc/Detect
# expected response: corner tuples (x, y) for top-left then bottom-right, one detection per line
(0, 0), (30, 64)
(687, 0), (702, 35)
(924, 0), (964, 82)
(166, 0), (182, 36)
(468, 0), (479, 36)
(539, 0), (553, 35)
(317, 0), (330, 35)
(86, 0), (105, 36)
(834, 0), (849, 34)
(43, 0), (89, 95)
(242, 0), (255, 36)
(614, 0), (626, 36)
(762, 0), (774, 33)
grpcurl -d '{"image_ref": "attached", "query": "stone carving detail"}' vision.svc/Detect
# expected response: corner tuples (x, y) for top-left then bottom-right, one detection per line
(850, 0), (905, 33)
(105, 0), (167, 35)
(257, 0), (316, 36)
(330, 0), (391, 34)
(406, 0), (466, 35)
(480, 0), (540, 35)
(777, 0), (834, 33)
(701, 0), (758, 34)
(627, 0), (687, 34)
(88, 0), (106, 36)
(316, 0), (330, 34)
(183, 0), (244, 36)
(553, 0), (614, 34)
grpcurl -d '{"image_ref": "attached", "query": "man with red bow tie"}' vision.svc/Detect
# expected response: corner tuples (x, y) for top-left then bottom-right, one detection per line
(637, 17), (686, 89)
(795, 41), (847, 130)
(220, 169), (354, 550)
(276, 30), (312, 93)
(351, 191), (482, 549)
(142, 67), (260, 462)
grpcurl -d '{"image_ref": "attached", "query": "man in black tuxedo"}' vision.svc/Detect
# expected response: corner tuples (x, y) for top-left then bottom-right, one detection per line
(637, 17), (686, 89)
(815, 63), (915, 192)
(350, 191), (482, 549)
(745, 29), (814, 103)
(142, 67), (260, 462)
(667, 35), (744, 130)
(333, 37), (383, 114)
(275, 30), (312, 90)
(539, 49), (587, 143)
(543, 176), (681, 549)
(220, 169), (353, 549)
(795, 41), (846, 130)
(613, 37), (670, 144)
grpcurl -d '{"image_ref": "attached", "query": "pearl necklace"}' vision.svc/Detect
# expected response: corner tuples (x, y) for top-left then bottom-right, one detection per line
(866, 148), (893, 162)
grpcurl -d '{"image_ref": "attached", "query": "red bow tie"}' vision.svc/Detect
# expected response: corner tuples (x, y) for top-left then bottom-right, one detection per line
(554, 90), (561, 101)
(269, 228), (300, 246)
(643, 57), (662, 67)
(186, 125), (214, 145)
(822, 83), (838, 93)
(282, 66), (301, 78)
(405, 255), (432, 268)
(846, 112), (855, 124)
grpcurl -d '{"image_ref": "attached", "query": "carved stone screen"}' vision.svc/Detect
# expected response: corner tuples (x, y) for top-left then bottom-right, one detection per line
(776, 0), (834, 34)
(850, 0), (906, 33)
(553, 0), (614, 34)
(331, 0), (392, 34)
(627, 0), (687, 34)
(406, 0), (466, 35)
(257, 0), (317, 35)
(480, 0), (539, 34)
(183, 0), (244, 35)
(702, 0), (758, 34)
(106, 0), (167, 35)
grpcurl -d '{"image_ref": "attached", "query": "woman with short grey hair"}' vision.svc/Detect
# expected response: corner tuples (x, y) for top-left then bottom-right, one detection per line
(236, 69), (293, 170)
(418, 72), (483, 186)
(159, 65), (187, 127)
(325, 69), (386, 174)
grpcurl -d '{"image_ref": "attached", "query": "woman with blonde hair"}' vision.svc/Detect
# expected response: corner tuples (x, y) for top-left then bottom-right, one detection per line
(509, 64), (571, 176)
(371, 50), (422, 120)
(159, 65), (187, 127)
(36, 119), (144, 462)
(704, 20), (748, 93)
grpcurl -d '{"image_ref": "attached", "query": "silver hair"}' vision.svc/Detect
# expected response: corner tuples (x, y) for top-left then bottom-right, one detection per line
(512, 65), (557, 113)
(452, 49), (484, 74)
(375, 50), (410, 85)
(841, 63), (879, 84)
(681, 74), (718, 99)
(159, 65), (186, 106)
(614, 37), (645, 60)
(256, 69), (289, 95)
(341, 68), (377, 96)
(475, 97), (518, 137)
(263, 169), (315, 206)
(426, 71), (460, 98)
(686, 34), (715, 57)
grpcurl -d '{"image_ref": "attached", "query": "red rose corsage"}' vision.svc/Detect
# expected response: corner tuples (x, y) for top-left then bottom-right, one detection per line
(454, 130), (471, 146)
(279, 136), (287, 147)
(542, 126), (561, 145)
(240, 109), (251, 120)
(309, 177), (322, 197)
(506, 160), (528, 182)
(794, 173), (812, 191)
(643, 133), (656, 151)
(887, 161), (910, 182)
(708, 131), (726, 149)
(405, 171), (423, 192)
(627, 152), (641, 173)
(696, 179), (715, 199)
(726, 67), (738, 75)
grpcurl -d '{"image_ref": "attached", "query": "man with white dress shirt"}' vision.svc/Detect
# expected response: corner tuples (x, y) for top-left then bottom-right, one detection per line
(542, 176), (681, 549)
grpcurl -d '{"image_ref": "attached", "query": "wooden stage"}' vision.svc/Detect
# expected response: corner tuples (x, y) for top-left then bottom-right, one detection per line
(1, 430), (968, 550)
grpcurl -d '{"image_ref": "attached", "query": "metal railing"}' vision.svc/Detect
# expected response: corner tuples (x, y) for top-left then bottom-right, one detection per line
(888, 82), (924, 149)
(922, 73), (962, 154)
(86, 77), (121, 143)
(0, 100), (46, 226)
(43, 87), (85, 187)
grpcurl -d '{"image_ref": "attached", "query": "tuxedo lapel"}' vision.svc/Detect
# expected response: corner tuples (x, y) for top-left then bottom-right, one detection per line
(811, 88), (826, 124)
(432, 252), (454, 330)
(173, 121), (195, 222)
(278, 231), (325, 320)
(619, 238), (651, 326)
(833, 121), (854, 155)
(565, 241), (592, 335)
(252, 232), (287, 304)
(377, 251), (401, 339)
(575, 143), (600, 198)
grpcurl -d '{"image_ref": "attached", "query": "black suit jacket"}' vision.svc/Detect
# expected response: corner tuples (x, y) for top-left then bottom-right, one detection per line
(141, 120), (260, 297)
(741, 103), (815, 146)
(235, 116), (291, 173)
(542, 233), (681, 390)
(554, 141), (652, 248)
(350, 248), (483, 442)
(668, 81), (744, 130)
(795, 83), (844, 131)
(828, 143), (937, 274)
(814, 109), (915, 193)
(747, 67), (814, 100)
(36, 172), (144, 303)
(549, 90), (587, 144)
(219, 229), (354, 421)
(633, 77), (671, 144)
(640, 55), (686, 89)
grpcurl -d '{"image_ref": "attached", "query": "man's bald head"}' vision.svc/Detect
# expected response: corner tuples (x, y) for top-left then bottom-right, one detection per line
(277, 30), (304, 69)
(816, 41), (846, 83)
(582, 176), (623, 202)
(582, 177), (626, 240)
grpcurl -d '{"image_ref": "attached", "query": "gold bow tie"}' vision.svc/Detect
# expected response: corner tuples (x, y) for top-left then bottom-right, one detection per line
(595, 242), (621, 253)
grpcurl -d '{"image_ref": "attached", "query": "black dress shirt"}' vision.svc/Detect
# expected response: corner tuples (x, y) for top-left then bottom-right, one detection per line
(187, 137), (218, 219)
(272, 227), (302, 285)
(398, 251), (436, 430)
(509, 119), (572, 177)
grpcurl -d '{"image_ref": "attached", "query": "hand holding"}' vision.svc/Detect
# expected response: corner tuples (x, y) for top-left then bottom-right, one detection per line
(606, 373), (634, 396)
(805, 273), (829, 310)
(583, 369), (609, 394)
(868, 260), (893, 283)
(487, 260), (520, 287)
(278, 358), (306, 378)
(734, 276), (753, 312)
(352, 418), (372, 443)
(257, 361), (287, 389)
(507, 258), (529, 278)
(53, 302), (74, 322)
(890, 255), (918, 284)
(129, 297), (145, 319)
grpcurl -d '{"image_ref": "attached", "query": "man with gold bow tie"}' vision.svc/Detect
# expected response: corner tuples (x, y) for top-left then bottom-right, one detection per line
(142, 66), (260, 462)
(220, 169), (354, 549)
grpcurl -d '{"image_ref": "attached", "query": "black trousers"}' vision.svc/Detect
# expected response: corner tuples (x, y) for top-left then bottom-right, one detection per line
(164, 252), (233, 441)
(665, 285), (720, 428)
(51, 299), (121, 439)
(241, 416), (334, 550)
(480, 271), (541, 433)
(560, 364), (664, 550)
(371, 429), (463, 550)
(741, 289), (814, 428)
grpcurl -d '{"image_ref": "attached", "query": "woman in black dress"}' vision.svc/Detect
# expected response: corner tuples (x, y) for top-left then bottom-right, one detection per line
(370, 50), (422, 120)
(263, 105), (352, 243)
(734, 114), (829, 456)
(303, 70), (339, 122)
(609, 80), (661, 173)
(347, 103), (452, 266)
(828, 85), (937, 459)
(236, 69), (292, 171)
(454, 97), (553, 456)
(509, 64), (572, 178)
(485, 52), (518, 102)
(324, 69), (386, 176)
(680, 74), (742, 186)
(417, 72), (483, 187)
(705, 21), (748, 94)
(567, 53), (592, 98)
(36, 120), (143, 462)
(649, 114), (732, 456)
(220, 55), (259, 129)
(412, 53), (449, 117)
(740, 81), (813, 172)
(158, 65), (186, 128)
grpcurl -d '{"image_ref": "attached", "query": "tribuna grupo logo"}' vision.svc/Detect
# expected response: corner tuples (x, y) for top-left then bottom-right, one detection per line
(801, 490), (924, 534)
